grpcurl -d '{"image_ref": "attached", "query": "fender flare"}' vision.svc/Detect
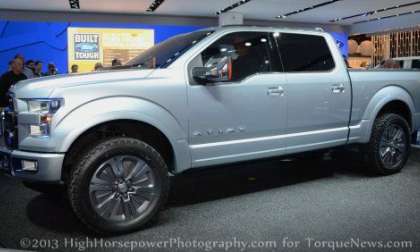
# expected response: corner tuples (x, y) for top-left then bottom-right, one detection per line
(53, 96), (191, 172)
(359, 85), (415, 143)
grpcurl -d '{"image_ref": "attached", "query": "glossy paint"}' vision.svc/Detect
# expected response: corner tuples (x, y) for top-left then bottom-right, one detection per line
(9, 26), (420, 180)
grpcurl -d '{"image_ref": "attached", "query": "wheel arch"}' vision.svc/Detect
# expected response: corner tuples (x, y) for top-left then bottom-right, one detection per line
(360, 85), (415, 143)
(55, 97), (191, 180)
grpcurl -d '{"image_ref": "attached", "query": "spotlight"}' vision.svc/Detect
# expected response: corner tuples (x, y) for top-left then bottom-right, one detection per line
(276, 0), (341, 20)
(147, 0), (165, 12)
(69, 0), (80, 9)
(330, 0), (420, 23)
(216, 0), (252, 15)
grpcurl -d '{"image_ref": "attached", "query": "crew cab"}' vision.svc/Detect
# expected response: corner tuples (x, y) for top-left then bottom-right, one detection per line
(1, 26), (419, 234)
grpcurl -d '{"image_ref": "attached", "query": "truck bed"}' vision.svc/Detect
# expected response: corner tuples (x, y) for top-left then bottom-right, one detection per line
(348, 69), (420, 132)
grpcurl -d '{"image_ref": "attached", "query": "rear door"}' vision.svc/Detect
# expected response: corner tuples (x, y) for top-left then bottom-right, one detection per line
(274, 32), (352, 154)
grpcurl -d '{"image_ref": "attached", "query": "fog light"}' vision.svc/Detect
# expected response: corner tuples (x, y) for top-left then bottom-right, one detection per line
(21, 160), (38, 172)
(29, 123), (49, 137)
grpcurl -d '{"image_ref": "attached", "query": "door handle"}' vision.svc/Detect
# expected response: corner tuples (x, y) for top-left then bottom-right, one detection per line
(331, 84), (345, 93)
(267, 86), (284, 96)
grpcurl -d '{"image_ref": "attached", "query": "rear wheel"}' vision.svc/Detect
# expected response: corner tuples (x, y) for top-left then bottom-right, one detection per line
(67, 137), (169, 234)
(365, 113), (411, 175)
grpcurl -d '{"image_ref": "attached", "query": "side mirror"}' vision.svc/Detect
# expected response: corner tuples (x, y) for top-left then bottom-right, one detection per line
(192, 56), (232, 84)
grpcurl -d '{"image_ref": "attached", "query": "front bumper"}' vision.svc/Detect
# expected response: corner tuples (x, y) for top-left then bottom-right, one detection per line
(0, 146), (64, 182)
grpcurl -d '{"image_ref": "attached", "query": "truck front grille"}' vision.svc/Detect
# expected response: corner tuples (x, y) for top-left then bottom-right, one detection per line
(1, 94), (18, 149)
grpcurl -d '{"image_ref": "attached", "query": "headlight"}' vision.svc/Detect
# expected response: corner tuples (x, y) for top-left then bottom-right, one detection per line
(27, 98), (63, 114)
(25, 98), (64, 137)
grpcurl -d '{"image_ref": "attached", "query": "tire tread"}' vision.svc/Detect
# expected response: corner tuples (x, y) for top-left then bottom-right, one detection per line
(67, 137), (169, 234)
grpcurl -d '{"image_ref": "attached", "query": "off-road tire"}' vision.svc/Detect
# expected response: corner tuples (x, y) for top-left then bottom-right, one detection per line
(364, 113), (411, 175)
(67, 137), (169, 234)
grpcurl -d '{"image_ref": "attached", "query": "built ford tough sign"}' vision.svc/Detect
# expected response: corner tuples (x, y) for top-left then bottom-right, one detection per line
(1, 26), (419, 234)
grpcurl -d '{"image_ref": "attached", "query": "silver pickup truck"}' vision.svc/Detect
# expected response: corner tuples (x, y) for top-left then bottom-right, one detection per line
(1, 26), (419, 233)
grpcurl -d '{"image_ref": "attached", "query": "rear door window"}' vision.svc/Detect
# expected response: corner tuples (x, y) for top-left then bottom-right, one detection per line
(275, 33), (335, 72)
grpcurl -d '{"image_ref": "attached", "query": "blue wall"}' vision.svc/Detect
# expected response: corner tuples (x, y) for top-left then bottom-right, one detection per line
(0, 19), (348, 74)
(0, 20), (203, 74)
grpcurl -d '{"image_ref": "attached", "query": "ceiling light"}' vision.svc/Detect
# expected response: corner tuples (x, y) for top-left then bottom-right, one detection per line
(69, 0), (80, 9)
(330, 0), (420, 22)
(147, 0), (166, 12)
(216, 0), (252, 15)
(275, 0), (341, 20)
(353, 9), (420, 24)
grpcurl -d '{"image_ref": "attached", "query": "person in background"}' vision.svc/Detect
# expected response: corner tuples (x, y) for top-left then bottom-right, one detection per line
(71, 64), (79, 74)
(45, 63), (58, 76)
(14, 54), (34, 78)
(14, 53), (24, 63)
(0, 59), (27, 107)
(94, 62), (104, 71)
(24, 60), (36, 79)
(111, 59), (122, 67)
(34, 61), (43, 77)
(14, 54), (34, 79)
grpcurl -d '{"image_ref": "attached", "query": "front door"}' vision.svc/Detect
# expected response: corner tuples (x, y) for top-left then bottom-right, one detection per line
(187, 31), (287, 167)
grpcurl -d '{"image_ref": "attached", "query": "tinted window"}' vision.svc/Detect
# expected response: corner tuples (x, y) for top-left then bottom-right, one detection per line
(412, 60), (420, 69)
(200, 32), (282, 82)
(276, 33), (335, 72)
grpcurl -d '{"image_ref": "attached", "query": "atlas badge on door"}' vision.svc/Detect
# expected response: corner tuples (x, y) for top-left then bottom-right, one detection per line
(192, 126), (246, 137)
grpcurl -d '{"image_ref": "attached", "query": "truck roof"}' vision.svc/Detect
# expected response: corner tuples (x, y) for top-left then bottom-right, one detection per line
(204, 25), (328, 36)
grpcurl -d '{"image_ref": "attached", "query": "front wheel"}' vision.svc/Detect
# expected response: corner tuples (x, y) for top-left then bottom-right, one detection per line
(365, 113), (411, 175)
(67, 137), (169, 234)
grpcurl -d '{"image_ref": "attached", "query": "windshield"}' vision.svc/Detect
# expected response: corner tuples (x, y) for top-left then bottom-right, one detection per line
(126, 30), (214, 69)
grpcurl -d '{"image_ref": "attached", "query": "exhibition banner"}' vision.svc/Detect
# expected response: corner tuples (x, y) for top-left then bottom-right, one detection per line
(67, 27), (154, 73)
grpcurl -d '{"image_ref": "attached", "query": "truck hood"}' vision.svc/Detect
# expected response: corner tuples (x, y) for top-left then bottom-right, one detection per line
(11, 69), (155, 98)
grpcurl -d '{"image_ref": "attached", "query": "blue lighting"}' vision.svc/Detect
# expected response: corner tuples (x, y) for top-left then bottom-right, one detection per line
(0, 20), (203, 74)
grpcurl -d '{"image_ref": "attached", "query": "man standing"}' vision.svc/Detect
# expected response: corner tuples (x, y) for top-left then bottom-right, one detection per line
(14, 54), (34, 79)
(24, 60), (36, 78)
(0, 59), (27, 107)
(45, 63), (58, 76)
(34, 61), (43, 77)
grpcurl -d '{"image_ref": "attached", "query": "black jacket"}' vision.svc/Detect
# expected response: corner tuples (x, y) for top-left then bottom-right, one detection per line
(0, 71), (27, 107)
